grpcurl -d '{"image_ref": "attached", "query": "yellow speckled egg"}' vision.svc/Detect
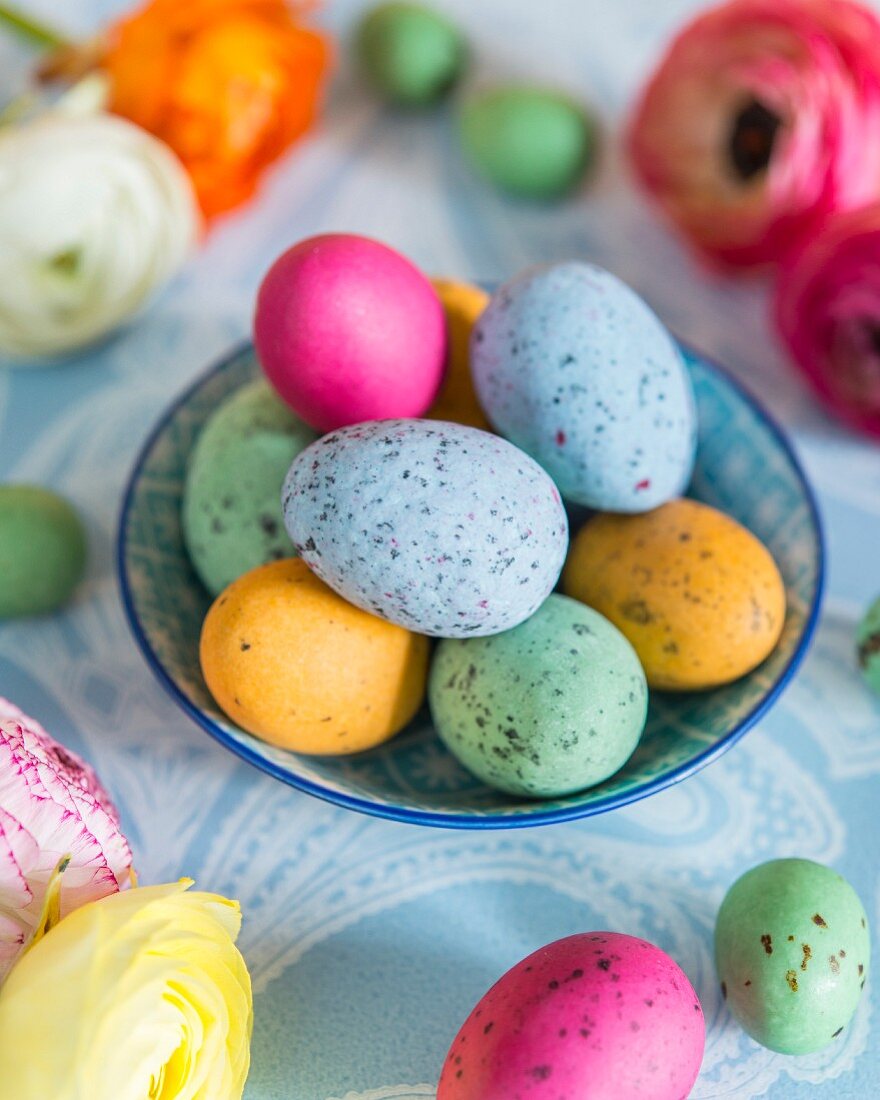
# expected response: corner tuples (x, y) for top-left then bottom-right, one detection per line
(563, 499), (785, 691)
(200, 557), (430, 754)
(428, 278), (491, 430)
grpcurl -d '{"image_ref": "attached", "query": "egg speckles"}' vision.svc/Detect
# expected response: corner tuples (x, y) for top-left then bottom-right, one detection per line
(282, 419), (568, 637)
(564, 498), (785, 690)
(471, 262), (697, 511)
(429, 595), (647, 796)
(715, 859), (870, 1054)
(437, 932), (705, 1100)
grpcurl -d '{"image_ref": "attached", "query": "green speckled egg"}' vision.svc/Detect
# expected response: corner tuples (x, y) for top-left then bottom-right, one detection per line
(856, 594), (880, 695)
(459, 86), (595, 200)
(183, 380), (317, 596)
(0, 485), (86, 619)
(715, 859), (870, 1054)
(356, 2), (466, 106)
(428, 594), (648, 797)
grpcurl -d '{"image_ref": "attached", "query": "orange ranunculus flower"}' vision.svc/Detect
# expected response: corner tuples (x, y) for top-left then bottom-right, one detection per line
(102, 0), (330, 218)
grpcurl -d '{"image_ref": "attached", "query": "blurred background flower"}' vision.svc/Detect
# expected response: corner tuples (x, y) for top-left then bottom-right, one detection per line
(0, 104), (199, 361)
(628, 0), (880, 271)
(775, 204), (880, 437)
(0, 699), (133, 984)
(101, 0), (330, 218)
(0, 0), (331, 220)
(0, 880), (252, 1100)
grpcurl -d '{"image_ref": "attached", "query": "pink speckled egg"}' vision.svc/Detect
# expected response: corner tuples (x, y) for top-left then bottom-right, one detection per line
(253, 233), (447, 431)
(438, 932), (704, 1100)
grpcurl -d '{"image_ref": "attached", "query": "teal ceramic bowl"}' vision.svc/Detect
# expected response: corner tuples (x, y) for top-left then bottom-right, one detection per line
(118, 342), (823, 828)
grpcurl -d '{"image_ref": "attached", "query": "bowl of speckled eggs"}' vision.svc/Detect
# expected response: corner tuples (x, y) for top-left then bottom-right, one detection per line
(118, 232), (823, 827)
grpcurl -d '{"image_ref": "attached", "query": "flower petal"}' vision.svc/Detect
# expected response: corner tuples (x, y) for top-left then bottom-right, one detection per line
(0, 881), (252, 1100)
(629, 0), (880, 268)
(0, 701), (133, 982)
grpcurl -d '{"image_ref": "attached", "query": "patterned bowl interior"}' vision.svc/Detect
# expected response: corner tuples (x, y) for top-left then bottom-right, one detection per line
(119, 343), (823, 827)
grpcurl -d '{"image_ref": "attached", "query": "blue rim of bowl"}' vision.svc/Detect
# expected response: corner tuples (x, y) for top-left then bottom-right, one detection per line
(116, 338), (826, 829)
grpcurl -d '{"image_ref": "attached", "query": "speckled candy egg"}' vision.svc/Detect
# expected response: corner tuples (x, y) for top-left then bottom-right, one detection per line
(471, 262), (697, 511)
(715, 859), (870, 1054)
(428, 278), (491, 431)
(199, 557), (429, 754)
(282, 419), (568, 637)
(438, 932), (704, 1100)
(564, 499), (786, 691)
(856, 594), (880, 695)
(459, 86), (595, 200)
(429, 595), (647, 797)
(182, 380), (318, 595)
(0, 485), (86, 619)
(253, 234), (446, 432)
(356, 2), (467, 106)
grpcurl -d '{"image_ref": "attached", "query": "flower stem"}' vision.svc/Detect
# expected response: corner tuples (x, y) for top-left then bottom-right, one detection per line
(0, 88), (37, 126)
(0, 4), (67, 50)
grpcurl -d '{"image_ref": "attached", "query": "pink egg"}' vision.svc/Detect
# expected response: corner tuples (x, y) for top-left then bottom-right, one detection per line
(438, 932), (704, 1100)
(253, 233), (447, 431)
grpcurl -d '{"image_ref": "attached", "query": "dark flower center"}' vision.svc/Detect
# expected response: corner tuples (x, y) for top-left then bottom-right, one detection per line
(868, 324), (880, 358)
(729, 100), (781, 180)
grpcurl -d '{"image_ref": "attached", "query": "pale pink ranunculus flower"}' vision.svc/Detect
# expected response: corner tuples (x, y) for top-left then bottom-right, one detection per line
(0, 698), (133, 982)
(628, 0), (880, 270)
(775, 204), (880, 437)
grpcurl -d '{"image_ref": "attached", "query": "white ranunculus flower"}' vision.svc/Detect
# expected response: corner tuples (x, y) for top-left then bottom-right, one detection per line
(0, 111), (199, 361)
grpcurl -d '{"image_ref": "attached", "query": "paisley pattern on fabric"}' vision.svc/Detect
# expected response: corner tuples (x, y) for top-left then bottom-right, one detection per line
(1, 2), (878, 1098)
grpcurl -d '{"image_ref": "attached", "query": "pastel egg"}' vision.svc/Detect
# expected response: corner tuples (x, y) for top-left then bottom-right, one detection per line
(563, 499), (785, 691)
(429, 594), (647, 797)
(282, 419), (568, 638)
(715, 859), (870, 1054)
(856, 594), (880, 695)
(253, 234), (446, 431)
(182, 380), (318, 595)
(199, 557), (429, 754)
(0, 485), (86, 619)
(356, 2), (467, 106)
(459, 86), (595, 200)
(428, 278), (491, 430)
(438, 932), (704, 1100)
(471, 262), (697, 510)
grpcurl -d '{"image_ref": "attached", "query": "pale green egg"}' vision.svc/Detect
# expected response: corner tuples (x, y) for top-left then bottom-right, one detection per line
(429, 594), (648, 797)
(856, 594), (880, 695)
(715, 858), (870, 1054)
(183, 380), (317, 596)
(356, 2), (466, 106)
(460, 86), (595, 199)
(0, 485), (86, 619)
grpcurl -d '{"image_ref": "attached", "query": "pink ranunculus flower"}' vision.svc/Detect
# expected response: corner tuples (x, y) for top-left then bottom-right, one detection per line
(628, 0), (880, 270)
(0, 698), (133, 982)
(775, 205), (880, 436)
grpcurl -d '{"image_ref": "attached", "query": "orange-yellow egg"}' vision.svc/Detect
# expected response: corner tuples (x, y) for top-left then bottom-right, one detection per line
(563, 499), (786, 691)
(199, 557), (430, 754)
(428, 278), (492, 430)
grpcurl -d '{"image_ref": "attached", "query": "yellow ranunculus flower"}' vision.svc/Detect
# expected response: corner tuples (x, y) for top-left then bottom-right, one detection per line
(0, 880), (252, 1100)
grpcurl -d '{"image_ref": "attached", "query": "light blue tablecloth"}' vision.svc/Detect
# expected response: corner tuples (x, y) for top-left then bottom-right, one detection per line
(2, 2), (879, 1096)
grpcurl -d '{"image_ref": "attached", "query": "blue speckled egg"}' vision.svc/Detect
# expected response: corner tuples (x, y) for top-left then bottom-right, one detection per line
(429, 594), (648, 796)
(471, 262), (697, 511)
(282, 419), (568, 637)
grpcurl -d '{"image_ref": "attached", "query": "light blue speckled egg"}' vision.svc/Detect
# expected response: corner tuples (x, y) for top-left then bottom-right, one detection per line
(471, 262), (697, 511)
(282, 419), (568, 637)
